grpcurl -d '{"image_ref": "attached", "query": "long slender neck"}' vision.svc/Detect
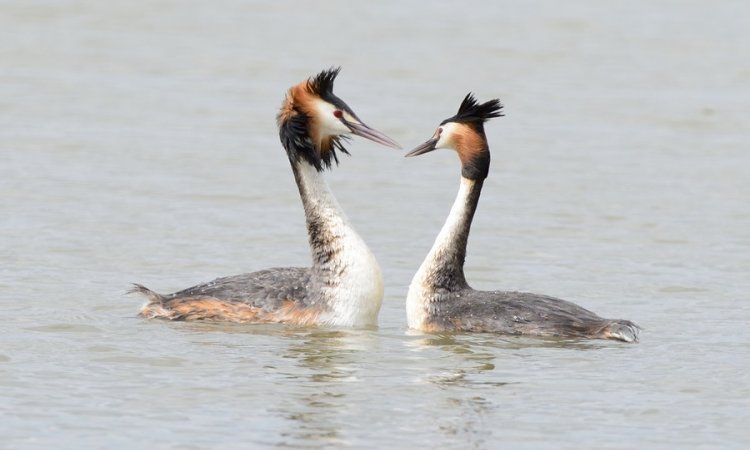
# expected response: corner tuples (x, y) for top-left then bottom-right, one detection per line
(290, 160), (383, 326)
(291, 161), (349, 270)
(417, 176), (484, 291)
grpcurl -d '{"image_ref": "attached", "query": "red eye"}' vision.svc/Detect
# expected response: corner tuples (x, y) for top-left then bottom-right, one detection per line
(333, 110), (343, 118)
(438, 127), (443, 134)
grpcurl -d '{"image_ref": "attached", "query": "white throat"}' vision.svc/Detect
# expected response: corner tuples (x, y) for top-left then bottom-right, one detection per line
(296, 162), (384, 327)
(407, 176), (475, 329)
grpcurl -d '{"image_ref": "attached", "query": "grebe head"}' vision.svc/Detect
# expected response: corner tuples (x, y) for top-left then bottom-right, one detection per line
(277, 67), (401, 171)
(405, 93), (503, 180)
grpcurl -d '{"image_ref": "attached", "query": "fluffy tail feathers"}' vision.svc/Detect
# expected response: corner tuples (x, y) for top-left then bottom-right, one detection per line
(128, 283), (175, 319)
(127, 283), (165, 303)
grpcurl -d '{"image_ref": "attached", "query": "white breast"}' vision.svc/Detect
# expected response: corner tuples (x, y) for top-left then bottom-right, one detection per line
(406, 177), (476, 330)
(296, 162), (384, 327)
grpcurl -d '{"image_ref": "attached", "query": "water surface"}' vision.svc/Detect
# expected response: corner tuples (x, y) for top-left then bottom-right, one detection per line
(2, 1), (749, 448)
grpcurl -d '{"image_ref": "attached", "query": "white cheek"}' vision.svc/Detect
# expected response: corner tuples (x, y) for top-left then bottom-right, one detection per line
(435, 133), (450, 148)
(314, 100), (350, 135)
(435, 122), (459, 149)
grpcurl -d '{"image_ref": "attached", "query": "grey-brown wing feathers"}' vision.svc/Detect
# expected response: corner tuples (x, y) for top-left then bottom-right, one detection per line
(428, 289), (640, 342)
(130, 267), (313, 311)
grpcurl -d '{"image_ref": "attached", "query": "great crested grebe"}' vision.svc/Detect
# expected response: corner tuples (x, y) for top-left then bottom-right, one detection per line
(405, 94), (640, 342)
(132, 68), (400, 327)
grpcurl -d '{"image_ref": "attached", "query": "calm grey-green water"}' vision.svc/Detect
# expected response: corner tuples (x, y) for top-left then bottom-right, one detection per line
(2, 1), (749, 448)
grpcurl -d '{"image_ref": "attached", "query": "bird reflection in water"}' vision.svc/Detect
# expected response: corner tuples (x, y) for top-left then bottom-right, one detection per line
(275, 329), (377, 447)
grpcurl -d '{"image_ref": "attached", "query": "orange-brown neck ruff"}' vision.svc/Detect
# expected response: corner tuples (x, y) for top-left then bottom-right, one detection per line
(288, 83), (322, 144)
(451, 123), (490, 180)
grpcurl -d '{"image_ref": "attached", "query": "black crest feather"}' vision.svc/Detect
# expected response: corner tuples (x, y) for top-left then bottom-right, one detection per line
(441, 93), (504, 125)
(307, 67), (341, 100)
